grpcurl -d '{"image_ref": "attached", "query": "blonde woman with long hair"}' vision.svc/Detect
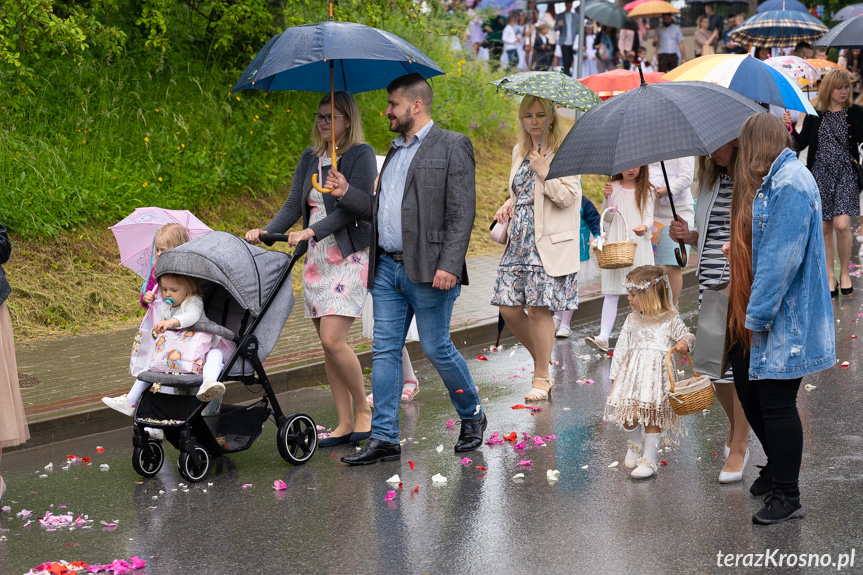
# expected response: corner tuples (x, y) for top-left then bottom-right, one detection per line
(727, 113), (834, 525)
(246, 91), (377, 447)
(492, 95), (582, 401)
(785, 69), (863, 296)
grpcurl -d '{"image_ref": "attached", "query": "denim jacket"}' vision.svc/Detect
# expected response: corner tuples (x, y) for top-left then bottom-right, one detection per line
(746, 148), (835, 380)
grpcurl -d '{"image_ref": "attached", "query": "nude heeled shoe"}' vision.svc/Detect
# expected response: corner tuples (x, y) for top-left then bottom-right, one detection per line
(525, 376), (554, 401)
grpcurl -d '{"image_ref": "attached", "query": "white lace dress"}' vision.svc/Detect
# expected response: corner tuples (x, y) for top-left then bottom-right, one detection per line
(604, 309), (695, 445)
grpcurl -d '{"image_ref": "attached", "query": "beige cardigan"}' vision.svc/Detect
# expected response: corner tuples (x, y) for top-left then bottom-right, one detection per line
(506, 146), (582, 277)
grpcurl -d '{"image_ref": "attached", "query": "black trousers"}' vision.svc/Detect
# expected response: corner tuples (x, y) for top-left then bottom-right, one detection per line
(560, 45), (574, 76)
(730, 344), (803, 498)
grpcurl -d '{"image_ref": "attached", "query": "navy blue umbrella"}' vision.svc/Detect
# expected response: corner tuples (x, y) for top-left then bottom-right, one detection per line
(757, 0), (809, 14)
(232, 9), (444, 193)
(231, 20), (444, 94)
(728, 9), (828, 47)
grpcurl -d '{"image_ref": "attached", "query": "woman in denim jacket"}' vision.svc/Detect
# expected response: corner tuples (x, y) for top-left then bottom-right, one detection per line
(727, 114), (835, 525)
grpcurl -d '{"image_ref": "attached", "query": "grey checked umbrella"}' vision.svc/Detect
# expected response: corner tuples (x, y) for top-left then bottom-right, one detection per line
(546, 78), (764, 266)
(814, 14), (863, 48)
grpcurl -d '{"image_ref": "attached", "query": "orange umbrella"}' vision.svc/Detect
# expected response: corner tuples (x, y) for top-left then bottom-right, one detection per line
(627, 0), (680, 18)
(578, 68), (668, 100)
(805, 58), (859, 84)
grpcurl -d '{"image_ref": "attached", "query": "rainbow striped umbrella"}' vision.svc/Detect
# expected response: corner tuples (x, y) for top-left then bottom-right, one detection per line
(728, 9), (828, 47)
(663, 54), (816, 114)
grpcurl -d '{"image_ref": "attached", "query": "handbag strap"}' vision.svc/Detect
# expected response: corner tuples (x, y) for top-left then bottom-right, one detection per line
(666, 348), (701, 393)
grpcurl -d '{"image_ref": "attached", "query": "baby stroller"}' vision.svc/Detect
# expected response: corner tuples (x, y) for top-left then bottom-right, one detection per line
(130, 231), (317, 482)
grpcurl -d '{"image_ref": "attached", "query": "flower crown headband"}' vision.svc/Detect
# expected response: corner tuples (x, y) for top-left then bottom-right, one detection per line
(624, 275), (671, 292)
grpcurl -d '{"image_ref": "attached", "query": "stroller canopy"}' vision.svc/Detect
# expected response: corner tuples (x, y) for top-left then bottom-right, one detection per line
(156, 231), (291, 317)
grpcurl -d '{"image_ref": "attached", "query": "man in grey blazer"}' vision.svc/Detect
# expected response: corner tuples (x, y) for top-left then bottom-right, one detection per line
(327, 73), (486, 465)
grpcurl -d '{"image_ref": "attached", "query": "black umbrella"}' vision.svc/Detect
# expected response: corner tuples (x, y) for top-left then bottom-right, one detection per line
(546, 68), (765, 266)
(814, 14), (863, 49)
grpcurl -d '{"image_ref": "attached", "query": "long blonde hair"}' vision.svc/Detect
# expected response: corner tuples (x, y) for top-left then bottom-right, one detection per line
(728, 113), (793, 348)
(626, 265), (675, 317)
(610, 166), (655, 218)
(813, 69), (853, 112)
(311, 91), (365, 157)
(516, 95), (565, 158)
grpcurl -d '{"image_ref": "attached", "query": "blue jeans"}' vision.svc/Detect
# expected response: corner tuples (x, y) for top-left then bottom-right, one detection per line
(370, 254), (482, 443)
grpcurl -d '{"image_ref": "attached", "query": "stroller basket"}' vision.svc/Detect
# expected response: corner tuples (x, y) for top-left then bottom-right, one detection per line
(135, 390), (202, 427)
(205, 401), (269, 453)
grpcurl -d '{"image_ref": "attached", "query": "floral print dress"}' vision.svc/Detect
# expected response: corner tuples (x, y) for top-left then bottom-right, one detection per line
(812, 110), (860, 219)
(491, 157), (579, 311)
(302, 188), (369, 319)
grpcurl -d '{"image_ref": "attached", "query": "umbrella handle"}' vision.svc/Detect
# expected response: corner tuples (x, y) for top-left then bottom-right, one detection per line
(311, 150), (338, 193)
(311, 174), (334, 194)
(660, 161), (687, 268)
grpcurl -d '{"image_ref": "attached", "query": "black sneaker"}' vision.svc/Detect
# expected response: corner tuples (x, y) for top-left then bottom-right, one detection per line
(749, 464), (773, 497)
(752, 491), (805, 525)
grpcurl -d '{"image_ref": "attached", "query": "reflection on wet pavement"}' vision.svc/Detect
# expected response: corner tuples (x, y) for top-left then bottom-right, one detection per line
(2, 292), (863, 574)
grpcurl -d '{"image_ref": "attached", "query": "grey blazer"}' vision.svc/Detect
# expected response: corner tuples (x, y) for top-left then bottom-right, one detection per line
(337, 123), (476, 286)
(264, 144), (376, 256)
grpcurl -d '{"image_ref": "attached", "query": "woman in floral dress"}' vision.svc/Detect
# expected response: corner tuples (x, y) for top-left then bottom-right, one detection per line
(246, 91), (377, 447)
(492, 96), (582, 401)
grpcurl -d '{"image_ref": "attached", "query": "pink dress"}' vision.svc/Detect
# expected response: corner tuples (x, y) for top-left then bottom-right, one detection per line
(302, 189), (370, 318)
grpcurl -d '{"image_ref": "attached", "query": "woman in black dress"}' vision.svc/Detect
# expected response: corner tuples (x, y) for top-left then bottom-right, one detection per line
(786, 69), (863, 296)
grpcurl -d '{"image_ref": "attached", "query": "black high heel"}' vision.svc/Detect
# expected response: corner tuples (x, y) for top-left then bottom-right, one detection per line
(841, 285), (854, 296)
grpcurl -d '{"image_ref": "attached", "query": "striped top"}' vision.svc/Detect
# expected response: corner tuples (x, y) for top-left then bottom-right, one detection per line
(698, 174), (733, 300)
(697, 174), (733, 383)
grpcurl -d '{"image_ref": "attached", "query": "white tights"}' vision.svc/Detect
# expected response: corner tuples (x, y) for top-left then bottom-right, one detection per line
(599, 295), (620, 341)
(127, 349), (225, 404)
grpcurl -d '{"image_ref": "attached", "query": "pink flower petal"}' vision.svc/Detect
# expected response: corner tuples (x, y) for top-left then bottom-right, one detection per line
(129, 556), (147, 569)
(242, 483), (253, 489)
(460, 457), (473, 465)
(514, 441), (526, 449)
(518, 459), (532, 466)
(445, 418), (455, 428)
(273, 479), (287, 491)
(384, 490), (397, 501)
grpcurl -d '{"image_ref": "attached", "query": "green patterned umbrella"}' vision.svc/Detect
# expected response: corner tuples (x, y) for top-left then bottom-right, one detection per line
(489, 71), (601, 112)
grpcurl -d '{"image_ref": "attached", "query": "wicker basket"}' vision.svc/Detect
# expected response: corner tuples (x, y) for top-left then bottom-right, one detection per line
(666, 349), (714, 416)
(593, 207), (638, 269)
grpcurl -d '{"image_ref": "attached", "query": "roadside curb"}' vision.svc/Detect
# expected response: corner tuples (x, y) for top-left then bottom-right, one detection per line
(15, 269), (698, 450)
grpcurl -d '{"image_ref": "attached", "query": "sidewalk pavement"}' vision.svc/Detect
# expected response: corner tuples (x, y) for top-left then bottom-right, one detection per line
(14, 253), (696, 448)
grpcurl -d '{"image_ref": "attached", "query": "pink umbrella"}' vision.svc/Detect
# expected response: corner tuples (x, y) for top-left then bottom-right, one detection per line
(110, 207), (212, 279)
(623, 0), (654, 13)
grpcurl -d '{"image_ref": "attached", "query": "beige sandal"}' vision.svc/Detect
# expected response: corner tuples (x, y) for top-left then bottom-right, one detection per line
(525, 376), (554, 401)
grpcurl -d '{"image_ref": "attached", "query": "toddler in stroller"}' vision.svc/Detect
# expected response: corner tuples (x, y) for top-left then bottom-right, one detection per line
(130, 231), (318, 482)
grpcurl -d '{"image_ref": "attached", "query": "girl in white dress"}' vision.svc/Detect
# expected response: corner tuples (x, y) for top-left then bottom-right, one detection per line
(582, 23), (599, 77)
(605, 265), (695, 479)
(585, 165), (656, 352)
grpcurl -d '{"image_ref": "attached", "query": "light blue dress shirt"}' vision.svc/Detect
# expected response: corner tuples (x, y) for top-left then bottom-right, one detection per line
(377, 119), (435, 253)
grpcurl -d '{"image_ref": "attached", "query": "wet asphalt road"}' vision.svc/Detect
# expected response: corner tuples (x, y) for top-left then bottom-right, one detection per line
(2, 291), (863, 574)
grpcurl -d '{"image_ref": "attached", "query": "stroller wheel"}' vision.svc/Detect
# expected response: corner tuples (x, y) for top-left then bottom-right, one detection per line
(277, 413), (317, 465)
(132, 440), (165, 478)
(178, 445), (211, 483)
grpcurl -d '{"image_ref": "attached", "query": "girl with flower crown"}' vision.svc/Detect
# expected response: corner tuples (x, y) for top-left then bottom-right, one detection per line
(604, 265), (695, 480)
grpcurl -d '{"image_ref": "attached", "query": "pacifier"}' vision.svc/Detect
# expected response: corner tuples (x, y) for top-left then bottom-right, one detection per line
(164, 298), (175, 306)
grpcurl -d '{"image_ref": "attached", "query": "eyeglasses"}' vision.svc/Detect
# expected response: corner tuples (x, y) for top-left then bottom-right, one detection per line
(313, 113), (346, 124)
